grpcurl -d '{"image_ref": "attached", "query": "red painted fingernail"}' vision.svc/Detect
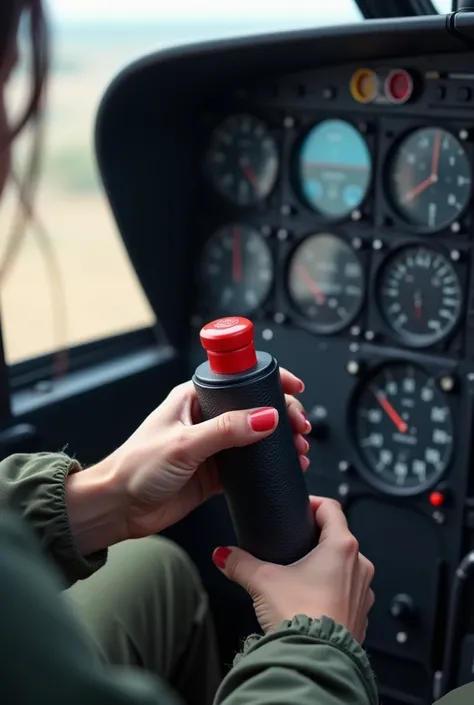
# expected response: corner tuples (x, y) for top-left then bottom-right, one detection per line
(249, 408), (277, 433)
(213, 547), (232, 569)
(302, 439), (310, 453)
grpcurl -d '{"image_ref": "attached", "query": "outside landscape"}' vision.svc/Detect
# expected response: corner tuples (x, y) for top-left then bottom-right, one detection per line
(0, 10), (363, 363)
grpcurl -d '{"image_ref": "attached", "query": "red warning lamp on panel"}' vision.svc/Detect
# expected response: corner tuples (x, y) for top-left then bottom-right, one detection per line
(429, 491), (445, 508)
(385, 69), (414, 104)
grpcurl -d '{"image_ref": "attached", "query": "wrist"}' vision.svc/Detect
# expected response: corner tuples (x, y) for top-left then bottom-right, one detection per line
(65, 454), (128, 556)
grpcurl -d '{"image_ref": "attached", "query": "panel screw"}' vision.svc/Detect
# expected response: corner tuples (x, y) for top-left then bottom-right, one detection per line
(262, 329), (274, 341)
(396, 632), (408, 644)
(350, 343), (360, 353)
(351, 210), (362, 222)
(347, 360), (360, 376)
(338, 483), (350, 497)
(277, 229), (289, 241)
(365, 331), (376, 342)
(433, 510), (445, 525)
(280, 204), (292, 216)
(339, 461), (350, 473)
(373, 239), (383, 251)
(451, 221), (461, 234)
(459, 129), (469, 141)
(450, 250), (461, 262)
(273, 312), (286, 324)
(351, 326), (361, 337)
(283, 116), (295, 128)
(440, 376), (455, 392)
(352, 237), (363, 249)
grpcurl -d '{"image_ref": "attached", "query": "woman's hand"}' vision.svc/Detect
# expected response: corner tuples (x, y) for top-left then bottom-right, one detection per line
(212, 497), (375, 643)
(66, 369), (311, 555)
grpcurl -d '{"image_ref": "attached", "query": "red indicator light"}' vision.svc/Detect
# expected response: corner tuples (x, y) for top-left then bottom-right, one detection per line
(429, 491), (445, 508)
(385, 69), (413, 104)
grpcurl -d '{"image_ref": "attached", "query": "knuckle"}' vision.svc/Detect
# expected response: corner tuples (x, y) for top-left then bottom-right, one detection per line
(168, 430), (193, 465)
(338, 533), (359, 556)
(216, 412), (235, 438)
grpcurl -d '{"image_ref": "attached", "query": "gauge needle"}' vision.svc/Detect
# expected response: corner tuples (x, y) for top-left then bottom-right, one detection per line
(232, 226), (242, 283)
(374, 390), (408, 434)
(240, 160), (258, 190)
(296, 264), (326, 305)
(414, 291), (422, 319)
(403, 130), (441, 204)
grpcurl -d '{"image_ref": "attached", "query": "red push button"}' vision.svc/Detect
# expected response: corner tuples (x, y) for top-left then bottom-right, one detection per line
(200, 317), (257, 374)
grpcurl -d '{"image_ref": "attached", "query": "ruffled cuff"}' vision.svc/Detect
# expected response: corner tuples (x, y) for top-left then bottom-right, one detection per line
(0, 452), (107, 586)
(235, 615), (375, 696)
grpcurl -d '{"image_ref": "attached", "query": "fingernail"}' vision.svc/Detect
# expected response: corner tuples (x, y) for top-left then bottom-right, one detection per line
(304, 420), (312, 434)
(213, 547), (232, 569)
(249, 408), (277, 433)
(302, 439), (310, 453)
(300, 455), (310, 471)
(298, 381), (305, 393)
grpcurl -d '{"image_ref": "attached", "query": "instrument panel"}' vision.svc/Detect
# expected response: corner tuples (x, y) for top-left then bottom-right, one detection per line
(192, 59), (474, 505)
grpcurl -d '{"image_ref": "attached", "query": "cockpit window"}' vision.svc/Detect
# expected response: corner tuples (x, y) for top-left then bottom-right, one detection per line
(432, 0), (452, 11)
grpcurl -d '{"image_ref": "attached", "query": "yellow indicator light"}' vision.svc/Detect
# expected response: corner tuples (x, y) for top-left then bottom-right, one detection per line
(350, 68), (378, 104)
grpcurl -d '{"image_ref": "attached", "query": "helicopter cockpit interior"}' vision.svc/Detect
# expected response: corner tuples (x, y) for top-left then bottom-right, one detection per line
(6, 1), (474, 704)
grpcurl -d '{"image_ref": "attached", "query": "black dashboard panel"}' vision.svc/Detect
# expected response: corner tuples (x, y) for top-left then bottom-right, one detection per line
(96, 14), (474, 705)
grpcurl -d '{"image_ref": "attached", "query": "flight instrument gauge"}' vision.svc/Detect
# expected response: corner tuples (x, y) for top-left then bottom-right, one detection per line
(297, 119), (372, 219)
(388, 127), (471, 231)
(206, 114), (279, 206)
(353, 364), (453, 496)
(287, 233), (364, 333)
(199, 224), (273, 315)
(378, 245), (462, 347)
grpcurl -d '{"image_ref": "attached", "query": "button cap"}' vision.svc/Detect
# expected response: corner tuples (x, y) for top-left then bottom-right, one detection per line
(390, 594), (416, 622)
(200, 317), (258, 374)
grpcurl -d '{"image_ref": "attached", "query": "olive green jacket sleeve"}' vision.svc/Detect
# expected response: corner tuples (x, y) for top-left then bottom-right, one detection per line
(0, 452), (107, 586)
(0, 506), (379, 705)
(217, 615), (378, 705)
(435, 684), (474, 704)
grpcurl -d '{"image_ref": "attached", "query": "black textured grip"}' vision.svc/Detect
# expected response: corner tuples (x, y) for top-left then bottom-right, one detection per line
(193, 352), (317, 565)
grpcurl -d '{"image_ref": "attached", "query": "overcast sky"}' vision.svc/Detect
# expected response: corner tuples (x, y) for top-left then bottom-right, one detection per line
(47, 0), (362, 23)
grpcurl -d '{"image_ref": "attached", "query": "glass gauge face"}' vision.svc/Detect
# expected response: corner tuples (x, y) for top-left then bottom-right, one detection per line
(287, 233), (364, 333)
(298, 119), (372, 218)
(206, 114), (279, 206)
(379, 246), (462, 347)
(388, 127), (471, 231)
(199, 224), (273, 315)
(354, 364), (453, 496)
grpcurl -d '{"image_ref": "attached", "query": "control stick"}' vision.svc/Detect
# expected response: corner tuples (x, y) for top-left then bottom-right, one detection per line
(193, 316), (317, 565)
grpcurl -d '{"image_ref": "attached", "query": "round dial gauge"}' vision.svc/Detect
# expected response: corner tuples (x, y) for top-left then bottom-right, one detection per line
(199, 224), (273, 315)
(297, 119), (372, 219)
(287, 233), (364, 333)
(379, 246), (462, 347)
(206, 114), (279, 206)
(388, 127), (472, 231)
(354, 364), (453, 496)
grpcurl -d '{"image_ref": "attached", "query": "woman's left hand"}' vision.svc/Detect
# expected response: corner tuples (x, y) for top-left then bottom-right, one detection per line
(104, 369), (311, 541)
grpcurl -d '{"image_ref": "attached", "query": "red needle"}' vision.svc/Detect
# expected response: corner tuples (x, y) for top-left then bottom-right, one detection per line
(374, 391), (408, 434)
(232, 226), (242, 283)
(403, 130), (441, 204)
(414, 292), (422, 320)
(404, 175), (434, 203)
(296, 264), (326, 305)
(241, 161), (258, 189)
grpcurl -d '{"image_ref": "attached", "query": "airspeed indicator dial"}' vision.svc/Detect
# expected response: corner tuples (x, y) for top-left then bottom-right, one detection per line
(379, 246), (462, 347)
(354, 364), (453, 496)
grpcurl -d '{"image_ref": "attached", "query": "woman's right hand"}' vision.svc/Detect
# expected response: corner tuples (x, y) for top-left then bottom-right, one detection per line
(212, 497), (375, 643)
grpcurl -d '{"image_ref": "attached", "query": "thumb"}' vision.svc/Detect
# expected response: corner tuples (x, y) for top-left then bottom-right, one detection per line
(188, 407), (279, 461)
(212, 546), (265, 592)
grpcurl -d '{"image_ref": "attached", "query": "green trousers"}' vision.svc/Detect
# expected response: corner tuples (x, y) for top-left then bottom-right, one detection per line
(65, 537), (222, 705)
